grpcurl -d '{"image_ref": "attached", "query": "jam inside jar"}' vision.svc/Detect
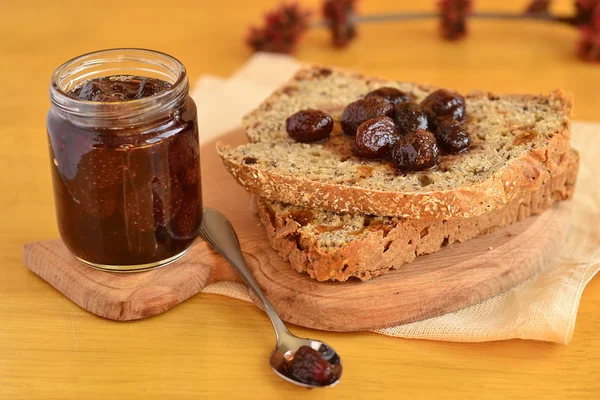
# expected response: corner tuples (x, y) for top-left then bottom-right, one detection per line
(47, 49), (202, 271)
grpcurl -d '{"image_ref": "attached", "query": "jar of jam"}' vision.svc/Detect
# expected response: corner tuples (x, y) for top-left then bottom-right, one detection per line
(47, 49), (202, 271)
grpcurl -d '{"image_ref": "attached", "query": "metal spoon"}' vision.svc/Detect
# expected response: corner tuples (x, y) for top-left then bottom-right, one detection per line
(199, 207), (343, 388)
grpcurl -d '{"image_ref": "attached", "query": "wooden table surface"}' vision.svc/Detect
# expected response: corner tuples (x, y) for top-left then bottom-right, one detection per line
(1, 0), (599, 398)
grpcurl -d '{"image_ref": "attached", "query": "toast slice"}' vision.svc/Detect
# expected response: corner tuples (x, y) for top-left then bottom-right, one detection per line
(218, 66), (572, 219)
(252, 149), (579, 281)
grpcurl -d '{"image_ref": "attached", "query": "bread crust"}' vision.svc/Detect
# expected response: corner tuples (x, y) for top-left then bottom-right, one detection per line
(220, 131), (570, 219)
(219, 66), (573, 219)
(253, 150), (579, 281)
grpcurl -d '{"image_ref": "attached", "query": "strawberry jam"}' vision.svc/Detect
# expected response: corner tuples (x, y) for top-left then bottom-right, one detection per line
(47, 50), (201, 270)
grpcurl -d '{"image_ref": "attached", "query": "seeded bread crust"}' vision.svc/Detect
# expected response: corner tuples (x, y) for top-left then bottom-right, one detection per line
(252, 149), (579, 281)
(218, 66), (572, 219)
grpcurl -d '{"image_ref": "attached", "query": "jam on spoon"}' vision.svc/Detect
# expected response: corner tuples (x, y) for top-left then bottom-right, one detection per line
(276, 345), (338, 386)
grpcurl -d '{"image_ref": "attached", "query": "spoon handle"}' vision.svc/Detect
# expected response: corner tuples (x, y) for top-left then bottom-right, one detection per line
(199, 208), (290, 339)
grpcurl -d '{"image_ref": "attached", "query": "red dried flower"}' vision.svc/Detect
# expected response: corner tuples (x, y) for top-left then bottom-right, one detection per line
(323, 0), (357, 48)
(438, 0), (472, 41)
(574, 0), (600, 27)
(577, 2), (600, 61)
(524, 0), (551, 15)
(246, 3), (311, 54)
(578, 26), (600, 61)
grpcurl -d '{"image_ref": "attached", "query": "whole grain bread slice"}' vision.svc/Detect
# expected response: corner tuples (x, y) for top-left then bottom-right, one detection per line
(218, 66), (572, 219)
(252, 149), (579, 281)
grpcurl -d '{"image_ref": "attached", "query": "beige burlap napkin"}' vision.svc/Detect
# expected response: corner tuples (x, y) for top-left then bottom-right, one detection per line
(193, 53), (600, 344)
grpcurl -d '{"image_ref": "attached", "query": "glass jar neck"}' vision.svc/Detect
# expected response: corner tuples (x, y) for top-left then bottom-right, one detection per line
(49, 48), (189, 129)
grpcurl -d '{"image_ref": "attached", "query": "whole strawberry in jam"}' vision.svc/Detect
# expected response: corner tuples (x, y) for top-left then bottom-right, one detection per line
(286, 109), (334, 142)
(341, 96), (394, 136)
(353, 116), (399, 158)
(421, 89), (466, 128)
(393, 102), (428, 135)
(391, 129), (439, 171)
(365, 87), (411, 106)
(435, 118), (471, 153)
(68, 76), (172, 102)
(286, 346), (335, 386)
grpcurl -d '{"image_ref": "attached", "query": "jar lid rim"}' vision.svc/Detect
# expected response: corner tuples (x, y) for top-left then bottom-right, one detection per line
(51, 48), (186, 102)
(49, 48), (189, 128)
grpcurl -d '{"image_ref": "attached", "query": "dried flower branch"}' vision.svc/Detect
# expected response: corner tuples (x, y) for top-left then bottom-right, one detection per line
(323, 0), (358, 48)
(245, 1), (600, 62)
(246, 3), (311, 54)
(574, 0), (600, 26)
(438, 0), (473, 40)
(576, 1), (600, 60)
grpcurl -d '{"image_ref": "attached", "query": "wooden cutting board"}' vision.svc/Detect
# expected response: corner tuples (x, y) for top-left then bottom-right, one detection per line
(22, 128), (571, 331)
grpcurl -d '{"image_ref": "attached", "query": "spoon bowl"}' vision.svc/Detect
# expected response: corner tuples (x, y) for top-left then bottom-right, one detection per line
(199, 207), (342, 388)
(269, 338), (342, 388)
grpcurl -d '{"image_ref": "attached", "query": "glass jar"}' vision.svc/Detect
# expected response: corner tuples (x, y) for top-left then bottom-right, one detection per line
(47, 49), (202, 271)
